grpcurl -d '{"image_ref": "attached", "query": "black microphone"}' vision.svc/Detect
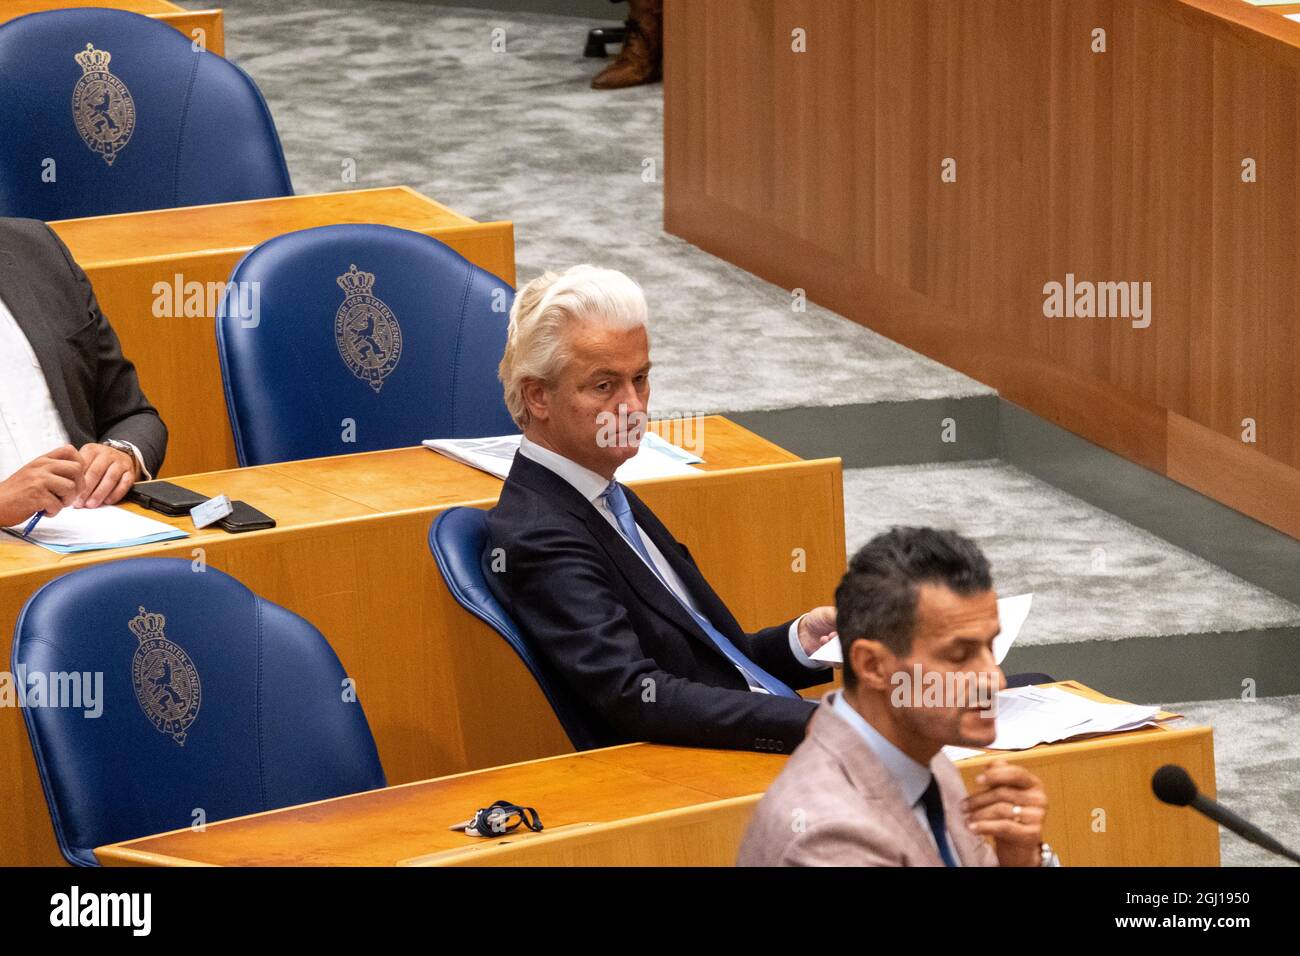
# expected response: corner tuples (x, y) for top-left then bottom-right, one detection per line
(1152, 764), (1300, 864)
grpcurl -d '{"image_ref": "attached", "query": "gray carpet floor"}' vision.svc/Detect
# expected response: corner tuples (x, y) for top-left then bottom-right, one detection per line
(843, 461), (1300, 646)
(1166, 696), (1300, 867)
(173, 0), (1299, 865)
(178, 0), (990, 417)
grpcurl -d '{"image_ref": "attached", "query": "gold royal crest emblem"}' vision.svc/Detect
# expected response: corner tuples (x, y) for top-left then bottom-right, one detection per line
(335, 264), (403, 393)
(129, 606), (201, 747)
(72, 43), (136, 166)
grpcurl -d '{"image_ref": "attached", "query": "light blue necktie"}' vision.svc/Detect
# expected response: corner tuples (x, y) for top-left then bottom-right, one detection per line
(600, 480), (798, 698)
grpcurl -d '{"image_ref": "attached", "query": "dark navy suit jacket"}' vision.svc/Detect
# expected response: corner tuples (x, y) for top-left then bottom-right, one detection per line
(0, 217), (166, 475)
(484, 451), (828, 754)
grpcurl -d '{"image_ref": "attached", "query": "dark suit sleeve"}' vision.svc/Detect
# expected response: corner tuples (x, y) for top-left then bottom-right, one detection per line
(744, 619), (833, 692)
(496, 519), (817, 753)
(45, 225), (167, 476)
(675, 540), (832, 692)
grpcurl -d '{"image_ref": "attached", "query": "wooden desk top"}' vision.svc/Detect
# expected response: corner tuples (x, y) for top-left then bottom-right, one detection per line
(3, 0), (185, 17)
(1256, 1), (1300, 16)
(1177, 0), (1300, 49)
(98, 744), (788, 866)
(49, 186), (487, 267)
(0, 416), (803, 581)
(93, 683), (1199, 867)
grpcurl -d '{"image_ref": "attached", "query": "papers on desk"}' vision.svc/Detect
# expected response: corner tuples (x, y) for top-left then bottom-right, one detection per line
(942, 686), (1161, 761)
(3, 506), (187, 554)
(422, 432), (703, 481)
(984, 685), (1161, 751)
(811, 593), (1033, 665)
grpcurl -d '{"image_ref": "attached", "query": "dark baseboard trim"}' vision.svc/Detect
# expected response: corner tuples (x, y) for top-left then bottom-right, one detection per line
(998, 398), (1300, 609)
(728, 394), (1000, 469)
(1003, 627), (1300, 704)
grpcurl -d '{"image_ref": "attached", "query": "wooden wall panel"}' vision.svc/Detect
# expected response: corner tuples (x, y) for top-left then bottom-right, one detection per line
(665, 0), (1300, 539)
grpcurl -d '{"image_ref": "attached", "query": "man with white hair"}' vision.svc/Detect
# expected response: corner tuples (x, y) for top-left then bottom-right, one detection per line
(484, 264), (836, 753)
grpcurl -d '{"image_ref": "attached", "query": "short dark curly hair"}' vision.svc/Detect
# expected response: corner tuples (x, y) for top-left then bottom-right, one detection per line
(835, 527), (993, 686)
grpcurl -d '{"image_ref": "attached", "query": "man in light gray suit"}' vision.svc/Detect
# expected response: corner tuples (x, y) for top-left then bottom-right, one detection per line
(738, 527), (1056, 867)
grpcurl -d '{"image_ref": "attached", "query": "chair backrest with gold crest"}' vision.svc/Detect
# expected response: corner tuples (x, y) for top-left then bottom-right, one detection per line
(0, 8), (291, 221)
(216, 223), (518, 467)
(12, 557), (385, 866)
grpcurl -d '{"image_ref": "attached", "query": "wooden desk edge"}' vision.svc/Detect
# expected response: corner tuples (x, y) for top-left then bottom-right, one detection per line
(97, 846), (217, 868)
(1177, 0), (1300, 52)
(49, 186), (493, 267)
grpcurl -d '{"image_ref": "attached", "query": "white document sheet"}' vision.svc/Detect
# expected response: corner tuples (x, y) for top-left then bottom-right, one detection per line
(983, 685), (1160, 751)
(423, 431), (702, 481)
(4, 506), (187, 553)
(811, 593), (1033, 665)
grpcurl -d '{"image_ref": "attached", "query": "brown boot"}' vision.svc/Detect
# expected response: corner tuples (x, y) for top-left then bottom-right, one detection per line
(591, 0), (663, 90)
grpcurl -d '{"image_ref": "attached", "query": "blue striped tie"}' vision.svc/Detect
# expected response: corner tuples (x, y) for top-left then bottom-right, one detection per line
(600, 480), (798, 699)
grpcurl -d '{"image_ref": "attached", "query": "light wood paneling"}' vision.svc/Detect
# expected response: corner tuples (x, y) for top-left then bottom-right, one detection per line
(665, 0), (1300, 539)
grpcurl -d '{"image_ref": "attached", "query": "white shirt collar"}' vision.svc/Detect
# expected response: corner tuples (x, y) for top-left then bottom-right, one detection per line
(517, 434), (612, 505)
(830, 690), (934, 807)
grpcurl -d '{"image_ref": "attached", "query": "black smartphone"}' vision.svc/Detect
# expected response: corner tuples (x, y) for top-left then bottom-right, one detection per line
(126, 480), (208, 517)
(217, 500), (276, 533)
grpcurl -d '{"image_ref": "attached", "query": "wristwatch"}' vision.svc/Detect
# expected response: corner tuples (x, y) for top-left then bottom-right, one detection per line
(102, 438), (142, 477)
(1038, 841), (1059, 867)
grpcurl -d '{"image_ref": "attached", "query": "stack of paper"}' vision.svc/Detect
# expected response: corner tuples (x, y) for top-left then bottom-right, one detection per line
(982, 685), (1161, 751)
(943, 686), (1160, 761)
(423, 432), (703, 481)
(4, 506), (188, 554)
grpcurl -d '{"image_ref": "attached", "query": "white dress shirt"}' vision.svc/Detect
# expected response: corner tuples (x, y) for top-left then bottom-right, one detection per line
(0, 292), (73, 481)
(516, 435), (823, 692)
(0, 292), (147, 485)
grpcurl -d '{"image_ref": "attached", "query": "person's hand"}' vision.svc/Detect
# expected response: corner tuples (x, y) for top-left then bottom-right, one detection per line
(76, 442), (138, 508)
(796, 605), (838, 658)
(962, 759), (1048, 866)
(0, 445), (85, 526)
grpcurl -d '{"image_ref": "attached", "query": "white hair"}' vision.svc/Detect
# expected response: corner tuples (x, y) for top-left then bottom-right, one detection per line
(499, 264), (648, 429)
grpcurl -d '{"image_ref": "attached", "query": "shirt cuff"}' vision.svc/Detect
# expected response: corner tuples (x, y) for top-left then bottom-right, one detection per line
(787, 615), (828, 670)
(116, 441), (151, 481)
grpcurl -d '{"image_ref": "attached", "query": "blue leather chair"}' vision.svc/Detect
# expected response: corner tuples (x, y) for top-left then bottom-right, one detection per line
(12, 558), (385, 866)
(428, 507), (604, 751)
(0, 9), (292, 220)
(216, 224), (518, 466)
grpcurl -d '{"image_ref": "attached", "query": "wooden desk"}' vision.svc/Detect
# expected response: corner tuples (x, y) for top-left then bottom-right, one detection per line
(0, 416), (845, 866)
(93, 683), (1219, 867)
(953, 682), (1220, 868)
(49, 186), (516, 477)
(1, 1), (225, 56)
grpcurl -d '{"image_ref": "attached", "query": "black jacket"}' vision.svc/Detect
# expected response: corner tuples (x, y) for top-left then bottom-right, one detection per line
(484, 451), (826, 754)
(0, 217), (166, 475)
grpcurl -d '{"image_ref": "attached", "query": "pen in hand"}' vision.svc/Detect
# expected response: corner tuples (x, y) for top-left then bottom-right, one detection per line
(20, 510), (45, 538)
